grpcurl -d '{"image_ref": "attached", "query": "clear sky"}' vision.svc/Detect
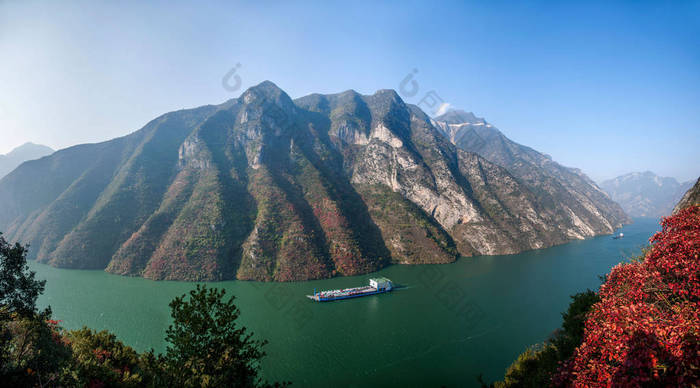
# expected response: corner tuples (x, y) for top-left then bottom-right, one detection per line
(1, 0), (698, 182)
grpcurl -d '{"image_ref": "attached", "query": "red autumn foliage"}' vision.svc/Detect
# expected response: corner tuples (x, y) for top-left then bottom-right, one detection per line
(92, 348), (112, 362)
(554, 205), (700, 387)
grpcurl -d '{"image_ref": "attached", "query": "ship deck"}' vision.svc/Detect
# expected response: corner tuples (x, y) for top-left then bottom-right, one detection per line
(307, 286), (383, 301)
(307, 279), (393, 302)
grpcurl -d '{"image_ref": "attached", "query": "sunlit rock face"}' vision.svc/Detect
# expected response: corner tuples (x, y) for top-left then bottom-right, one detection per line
(432, 109), (629, 240)
(674, 177), (700, 214)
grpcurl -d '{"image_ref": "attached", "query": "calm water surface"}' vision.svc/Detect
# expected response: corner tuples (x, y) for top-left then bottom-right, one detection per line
(31, 218), (659, 387)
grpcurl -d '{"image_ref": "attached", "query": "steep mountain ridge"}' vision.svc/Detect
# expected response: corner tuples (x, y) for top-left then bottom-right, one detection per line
(432, 109), (629, 238)
(0, 82), (626, 281)
(600, 171), (693, 217)
(674, 177), (700, 214)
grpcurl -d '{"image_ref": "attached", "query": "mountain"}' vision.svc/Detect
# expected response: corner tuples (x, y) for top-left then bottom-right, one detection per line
(600, 172), (693, 218)
(432, 109), (629, 236)
(673, 177), (700, 214)
(0, 143), (54, 178)
(0, 82), (626, 282)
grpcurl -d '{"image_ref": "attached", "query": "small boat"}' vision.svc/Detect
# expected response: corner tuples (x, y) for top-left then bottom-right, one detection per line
(612, 232), (624, 240)
(307, 277), (393, 302)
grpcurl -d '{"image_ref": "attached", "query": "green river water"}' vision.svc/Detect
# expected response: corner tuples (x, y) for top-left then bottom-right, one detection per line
(30, 218), (659, 387)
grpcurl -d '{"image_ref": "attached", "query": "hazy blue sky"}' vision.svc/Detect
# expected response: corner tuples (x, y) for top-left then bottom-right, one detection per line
(1, 1), (698, 182)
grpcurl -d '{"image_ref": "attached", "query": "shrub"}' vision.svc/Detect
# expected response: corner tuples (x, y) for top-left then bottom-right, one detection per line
(554, 205), (700, 386)
(63, 327), (149, 387)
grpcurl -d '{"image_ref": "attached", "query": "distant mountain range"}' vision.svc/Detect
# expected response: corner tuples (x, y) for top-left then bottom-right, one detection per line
(600, 172), (693, 218)
(0, 143), (53, 179)
(0, 82), (627, 281)
(674, 177), (700, 214)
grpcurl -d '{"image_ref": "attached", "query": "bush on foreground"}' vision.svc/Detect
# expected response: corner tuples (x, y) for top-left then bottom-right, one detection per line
(554, 205), (700, 386)
(489, 205), (700, 387)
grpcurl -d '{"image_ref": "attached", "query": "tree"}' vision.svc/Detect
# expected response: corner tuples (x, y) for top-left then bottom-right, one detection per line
(0, 233), (46, 317)
(64, 327), (149, 387)
(159, 285), (282, 387)
(0, 316), (72, 386)
(0, 234), (71, 386)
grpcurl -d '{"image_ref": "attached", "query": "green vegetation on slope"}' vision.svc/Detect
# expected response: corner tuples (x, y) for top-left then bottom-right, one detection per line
(50, 107), (216, 270)
(357, 184), (457, 264)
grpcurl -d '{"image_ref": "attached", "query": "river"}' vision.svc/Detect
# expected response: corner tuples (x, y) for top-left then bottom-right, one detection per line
(30, 218), (659, 387)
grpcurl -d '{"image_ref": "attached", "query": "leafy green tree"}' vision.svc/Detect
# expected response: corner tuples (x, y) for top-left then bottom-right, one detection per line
(0, 234), (71, 386)
(0, 316), (72, 386)
(63, 327), (151, 387)
(157, 284), (284, 387)
(0, 233), (46, 317)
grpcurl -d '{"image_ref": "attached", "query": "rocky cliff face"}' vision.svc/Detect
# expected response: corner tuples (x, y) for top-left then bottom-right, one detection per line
(673, 177), (700, 214)
(0, 82), (627, 281)
(432, 110), (629, 239)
